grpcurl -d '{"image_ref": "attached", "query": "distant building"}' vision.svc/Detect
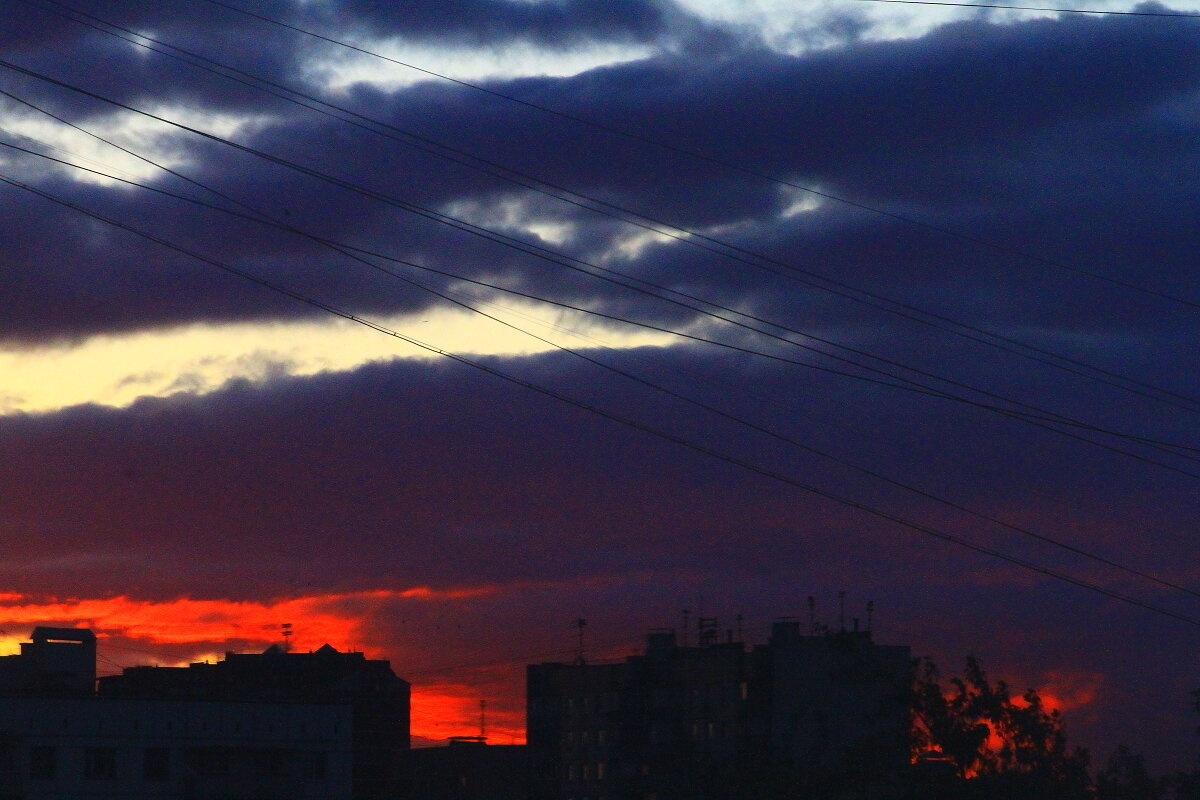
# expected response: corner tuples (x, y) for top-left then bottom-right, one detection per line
(0, 626), (97, 695)
(0, 693), (352, 799)
(99, 642), (411, 800)
(527, 617), (912, 800)
(396, 737), (529, 800)
(0, 627), (409, 800)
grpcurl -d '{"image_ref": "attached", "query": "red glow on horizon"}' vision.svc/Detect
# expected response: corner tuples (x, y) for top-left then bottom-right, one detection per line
(0, 589), (526, 743)
(0, 587), (500, 654)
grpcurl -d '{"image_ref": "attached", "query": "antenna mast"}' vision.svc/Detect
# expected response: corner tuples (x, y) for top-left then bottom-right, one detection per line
(573, 618), (587, 665)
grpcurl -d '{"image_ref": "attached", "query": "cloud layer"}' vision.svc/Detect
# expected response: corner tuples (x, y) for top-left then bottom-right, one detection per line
(1, 0), (1199, 769)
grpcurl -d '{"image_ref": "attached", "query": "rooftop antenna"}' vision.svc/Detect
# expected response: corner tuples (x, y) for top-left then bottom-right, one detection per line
(480, 698), (487, 740)
(807, 596), (816, 634)
(281, 622), (293, 652)
(838, 592), (846, 632)
(867, 600), (875, 633)
(573, 618), (587, 665)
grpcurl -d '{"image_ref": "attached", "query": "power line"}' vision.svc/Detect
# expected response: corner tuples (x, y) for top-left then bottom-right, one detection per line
(4, 15), (1200, 614)
(7, 131), (1198, 473)
(184, 0), (1200, 318)
(40, 0), (1197, 418)
(4, 62), (1198, 480)
(845, 0), (1200, 17)
(3, 168), (1199, 631)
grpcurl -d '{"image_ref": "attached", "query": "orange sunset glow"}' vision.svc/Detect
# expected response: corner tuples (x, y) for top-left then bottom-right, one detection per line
(0, 589), (523, 744)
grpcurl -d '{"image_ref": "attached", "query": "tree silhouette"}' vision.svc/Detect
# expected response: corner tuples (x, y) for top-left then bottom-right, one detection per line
(911, 656), (1091, 800)
(1095, 745), (1164, 800)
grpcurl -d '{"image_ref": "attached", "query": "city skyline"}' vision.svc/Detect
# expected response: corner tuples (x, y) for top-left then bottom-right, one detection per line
(2, 0), (1199, 771)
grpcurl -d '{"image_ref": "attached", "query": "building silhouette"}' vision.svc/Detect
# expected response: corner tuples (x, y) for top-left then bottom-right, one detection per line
(0, 627), (97, 696)
(396, 737), (530, 800)
(0, 628), (409, 800)
(527, 616), (912, 799)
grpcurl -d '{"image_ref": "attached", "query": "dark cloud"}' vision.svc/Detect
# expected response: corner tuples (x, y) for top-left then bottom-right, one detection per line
(308, 0), (680, 47)
(0, 9), (1195, 350)
(2, 0), (1200, 774)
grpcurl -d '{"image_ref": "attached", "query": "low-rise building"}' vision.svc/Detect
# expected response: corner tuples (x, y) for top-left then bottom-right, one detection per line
(0, 694), (352, 799)
(0, 627), (410, 800)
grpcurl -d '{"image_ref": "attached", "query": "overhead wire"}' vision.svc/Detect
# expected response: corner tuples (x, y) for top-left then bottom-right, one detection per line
(6, 131), (1198, 469)
(183, 0), (1200, 320)
(18, 140), (1200, 600)
(20, 0), (1200, 420)
(3, 61), (1198, 479)
(2, 7), (1200, 623)
(844, 0), (1200, 16)
(3, 166), (1200, 630)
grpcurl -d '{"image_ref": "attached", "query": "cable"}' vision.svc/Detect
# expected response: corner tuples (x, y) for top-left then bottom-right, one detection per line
(185, 0), (1200, 317)
(3, 168), (1199, 631)
(26, 0), (1200, 418)
(845, 0), (1200, 17)
(7, 128), (1199, 479)
(4, 63), (1198, 477)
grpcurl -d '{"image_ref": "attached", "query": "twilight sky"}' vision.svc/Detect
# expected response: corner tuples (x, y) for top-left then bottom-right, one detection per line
(1, 0), (1199, 767)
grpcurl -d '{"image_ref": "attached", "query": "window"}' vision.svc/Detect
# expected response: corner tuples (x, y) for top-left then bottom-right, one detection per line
(30, 746), (56, 780)
(143, 748), (170, 781)
(84, 747), (117, 780)
(303, 751), (328, 781)
(197, 748), (230, 777)
(0, 743), (15, 774)
(255, 749), (284, 778)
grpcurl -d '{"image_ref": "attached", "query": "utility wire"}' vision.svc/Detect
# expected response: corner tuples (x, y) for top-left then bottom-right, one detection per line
(3, 62), (1197, 477)
(3, 168), (1200, 630)
(845, 0), (1200, 17)
(186, 0), (1200, 317)
(8, 132), (1198, 468)
(28, 0), (1200, 417)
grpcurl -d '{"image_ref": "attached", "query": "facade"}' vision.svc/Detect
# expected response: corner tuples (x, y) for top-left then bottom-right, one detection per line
(396, 738), (529, 800)
(0, 695), (352, 799)
(0, 627), (410, 800)
(0, 627), (97, 696)
(527, 618), (912, 800)
(99, 642), (411, 800)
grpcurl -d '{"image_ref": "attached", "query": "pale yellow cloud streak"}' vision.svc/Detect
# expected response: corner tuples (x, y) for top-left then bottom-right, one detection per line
(0, 303), (675, 416)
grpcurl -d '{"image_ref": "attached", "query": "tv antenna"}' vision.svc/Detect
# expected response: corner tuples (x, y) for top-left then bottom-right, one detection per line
(281, 622), (293, 652)
(573, 618), (587, 665)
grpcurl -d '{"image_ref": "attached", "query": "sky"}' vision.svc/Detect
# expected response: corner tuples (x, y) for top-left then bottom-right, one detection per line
(1, 0), (1199, 767)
